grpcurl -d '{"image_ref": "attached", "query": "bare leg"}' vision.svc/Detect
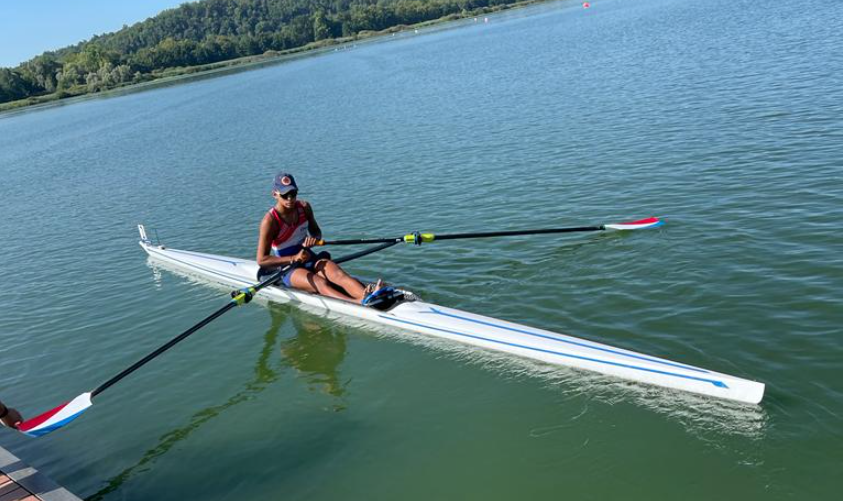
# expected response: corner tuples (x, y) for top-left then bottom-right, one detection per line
(312, 260), (369, 301)
(287, 268), (357, 302)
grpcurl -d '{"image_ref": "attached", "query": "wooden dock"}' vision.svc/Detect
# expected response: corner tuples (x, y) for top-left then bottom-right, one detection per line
(0, 446), (81, 501)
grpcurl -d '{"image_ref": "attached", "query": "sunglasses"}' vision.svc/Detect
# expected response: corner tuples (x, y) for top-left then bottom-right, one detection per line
(277, 190), (298, 200)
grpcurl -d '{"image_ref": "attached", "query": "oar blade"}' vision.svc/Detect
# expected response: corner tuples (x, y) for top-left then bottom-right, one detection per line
(17, 392), (93, 438)
(604, 217), (663, 231)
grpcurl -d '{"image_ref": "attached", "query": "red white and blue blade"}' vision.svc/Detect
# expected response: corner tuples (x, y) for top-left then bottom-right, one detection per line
(604, 217), (663, 231)
(17, 393), (93, 438)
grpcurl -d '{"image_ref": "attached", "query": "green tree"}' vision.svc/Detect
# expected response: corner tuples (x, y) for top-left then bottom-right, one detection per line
(3, 0), (528, 106)
(18, 55), (62, 93)
(313, 10), (332, 41)
(0, 68), (30, 103)
(56, 64), (83, 90)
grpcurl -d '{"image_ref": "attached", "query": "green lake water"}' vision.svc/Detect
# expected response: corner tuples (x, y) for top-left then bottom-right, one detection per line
(1, 0), (841, 499)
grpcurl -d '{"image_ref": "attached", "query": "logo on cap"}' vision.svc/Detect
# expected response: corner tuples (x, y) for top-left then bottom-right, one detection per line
(280, 176), (292, 186)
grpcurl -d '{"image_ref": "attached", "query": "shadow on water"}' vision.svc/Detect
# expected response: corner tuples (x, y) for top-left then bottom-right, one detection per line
(86, 302), (348, 501)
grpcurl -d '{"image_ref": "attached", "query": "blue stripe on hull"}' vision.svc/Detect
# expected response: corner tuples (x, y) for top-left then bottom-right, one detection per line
(379, 314), (728, 389)
(424, 307), (708, 374)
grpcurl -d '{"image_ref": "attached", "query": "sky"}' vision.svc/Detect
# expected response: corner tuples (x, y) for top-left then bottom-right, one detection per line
(0, 1), (192, 68)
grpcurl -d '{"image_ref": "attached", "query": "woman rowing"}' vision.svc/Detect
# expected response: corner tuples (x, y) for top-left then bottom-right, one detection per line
(257, 172), (386, 304)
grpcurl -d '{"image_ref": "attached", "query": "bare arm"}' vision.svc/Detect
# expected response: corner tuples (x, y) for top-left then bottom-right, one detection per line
(303, 201), (322, 241)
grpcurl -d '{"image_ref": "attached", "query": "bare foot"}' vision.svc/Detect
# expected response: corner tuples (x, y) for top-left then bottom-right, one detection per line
(363, 279), (384, 296)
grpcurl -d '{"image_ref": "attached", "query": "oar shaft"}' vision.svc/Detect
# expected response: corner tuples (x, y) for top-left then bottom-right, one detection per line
(431, 225), (604, 241)
(91, 264), (290, 398)
(90, 236), (398, 400)
(91, 301), (238, 397)
(320, 236), (401, 246)
(21, 239), (402, 437)
(334, 241), (399, 264)
(318, 225), (605, 246)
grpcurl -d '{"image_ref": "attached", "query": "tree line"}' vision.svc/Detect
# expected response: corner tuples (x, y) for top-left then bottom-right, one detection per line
(1, 0), (522, 105)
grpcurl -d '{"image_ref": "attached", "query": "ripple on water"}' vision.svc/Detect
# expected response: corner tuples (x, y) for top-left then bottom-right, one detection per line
(1, 0), (842, 498)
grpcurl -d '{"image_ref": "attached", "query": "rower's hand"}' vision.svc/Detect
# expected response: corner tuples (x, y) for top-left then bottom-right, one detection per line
(293, 248), (311, 264)
(302, 236), (320, 248)
(0, 407), (22, 429)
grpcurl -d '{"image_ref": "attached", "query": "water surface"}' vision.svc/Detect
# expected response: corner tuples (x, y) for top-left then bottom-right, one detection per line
(1, 0), (841, 499)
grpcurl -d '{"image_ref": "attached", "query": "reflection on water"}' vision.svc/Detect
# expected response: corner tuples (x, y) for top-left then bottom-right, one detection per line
(86, 307), (282, 500)
(147, 257), (351, 404)
(282, 310), (349, 407)
(539, 367), (770, 441)
(88, 278), (348, 500)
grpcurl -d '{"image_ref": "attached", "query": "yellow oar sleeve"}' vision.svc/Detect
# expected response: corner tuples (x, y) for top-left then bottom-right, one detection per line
(231, 287), (256, 306)
(403, 233), (435, 244)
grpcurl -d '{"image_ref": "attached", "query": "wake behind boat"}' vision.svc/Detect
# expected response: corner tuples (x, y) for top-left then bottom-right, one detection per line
(137, 226), (765, 405)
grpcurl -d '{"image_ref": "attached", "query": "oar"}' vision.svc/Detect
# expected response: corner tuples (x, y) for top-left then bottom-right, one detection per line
(317, 217), (663, 246)
(17, 264), (292, 438)
(333, 240), (400, 264)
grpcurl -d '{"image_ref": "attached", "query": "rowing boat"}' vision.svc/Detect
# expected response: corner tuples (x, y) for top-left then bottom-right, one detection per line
(137, 228), (765, 405)
(18, 219), (764, 438)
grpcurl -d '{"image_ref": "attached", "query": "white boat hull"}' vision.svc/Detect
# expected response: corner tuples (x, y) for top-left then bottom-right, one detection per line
(139, 240), (765, 404)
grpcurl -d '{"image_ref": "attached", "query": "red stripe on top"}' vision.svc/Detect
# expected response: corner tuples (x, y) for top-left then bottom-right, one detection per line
(269, 202), (307, 247)
(18, 401), (70, 431)
(270, 209), (283, 226)
(626, 217), (659, 225)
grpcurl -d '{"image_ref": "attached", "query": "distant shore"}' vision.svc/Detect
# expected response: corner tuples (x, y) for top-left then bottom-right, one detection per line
(0, 1), (547, 116)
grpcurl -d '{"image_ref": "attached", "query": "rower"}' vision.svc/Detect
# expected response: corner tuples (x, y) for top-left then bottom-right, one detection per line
(256, 172), (388, 305)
